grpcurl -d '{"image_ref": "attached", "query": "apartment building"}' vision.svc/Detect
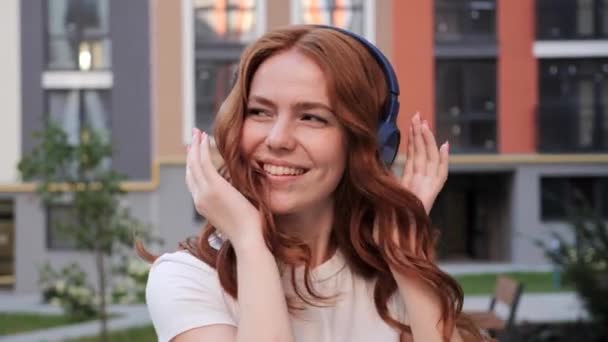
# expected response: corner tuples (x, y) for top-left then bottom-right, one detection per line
(0, 0), (606, 294)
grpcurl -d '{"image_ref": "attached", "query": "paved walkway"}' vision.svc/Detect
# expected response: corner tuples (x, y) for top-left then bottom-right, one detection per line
(1, 291), (588, 341)
(0, 294), (151, 342)
(440, 262), (554, 275)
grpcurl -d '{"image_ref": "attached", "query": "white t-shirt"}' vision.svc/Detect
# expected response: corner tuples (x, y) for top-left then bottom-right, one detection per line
(146, 250), (407, 342)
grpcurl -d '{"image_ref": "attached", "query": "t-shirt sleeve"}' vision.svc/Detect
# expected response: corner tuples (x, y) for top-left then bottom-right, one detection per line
(146, 251), (237, 342)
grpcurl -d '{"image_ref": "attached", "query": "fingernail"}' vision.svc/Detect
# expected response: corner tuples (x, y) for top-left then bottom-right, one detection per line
(422, 120), (428, 127)
(192, 128), (197, 137)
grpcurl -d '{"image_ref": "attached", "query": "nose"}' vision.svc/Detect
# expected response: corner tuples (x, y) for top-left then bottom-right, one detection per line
(265, 115), (296, 151)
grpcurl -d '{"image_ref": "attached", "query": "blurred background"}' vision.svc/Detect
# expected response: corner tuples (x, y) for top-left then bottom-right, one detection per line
(0, 0), (607, 341)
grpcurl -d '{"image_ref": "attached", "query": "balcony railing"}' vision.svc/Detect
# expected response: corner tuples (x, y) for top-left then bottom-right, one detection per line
(537, 103), (608, 152)
(536, 0), (608, 40)
(435, 0), (496, 43)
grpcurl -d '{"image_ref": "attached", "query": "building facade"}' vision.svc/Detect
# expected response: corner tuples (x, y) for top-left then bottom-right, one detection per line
(0, 0), (606, 293)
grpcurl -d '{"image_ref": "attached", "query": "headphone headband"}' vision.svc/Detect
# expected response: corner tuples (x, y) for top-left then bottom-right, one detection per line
(314, 25), (401, 166)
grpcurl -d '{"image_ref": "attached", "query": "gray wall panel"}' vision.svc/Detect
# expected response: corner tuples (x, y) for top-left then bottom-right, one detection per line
(110, 0), (152, 180)
(20, 0), (45, 156)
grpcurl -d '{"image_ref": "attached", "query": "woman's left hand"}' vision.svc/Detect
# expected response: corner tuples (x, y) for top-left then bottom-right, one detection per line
(400, 113), (449, 214)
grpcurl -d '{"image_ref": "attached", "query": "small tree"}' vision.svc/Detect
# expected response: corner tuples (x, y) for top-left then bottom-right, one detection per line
(537, 206), (608, 340)
(18, 121), (156, 342)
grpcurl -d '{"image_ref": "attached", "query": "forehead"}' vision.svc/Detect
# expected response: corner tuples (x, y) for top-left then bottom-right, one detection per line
(249, 49), (330, 105)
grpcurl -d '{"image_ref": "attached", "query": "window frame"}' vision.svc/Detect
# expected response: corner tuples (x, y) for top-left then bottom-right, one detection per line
(289, 0), (375, 42)
(434, 0), (497, 44)
(435, 58), (498, 153)
(183, 0), (267, 145)
(540, 176), (608, 221)
(536, 0), (608, 40)
(43, 0), (112, 71)
(537, 58), (608, 153)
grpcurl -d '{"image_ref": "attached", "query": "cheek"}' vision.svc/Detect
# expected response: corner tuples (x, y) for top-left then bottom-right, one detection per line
(240, 121), (263, 155)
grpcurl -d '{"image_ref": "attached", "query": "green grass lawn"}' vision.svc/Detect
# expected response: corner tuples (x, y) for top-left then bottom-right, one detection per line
(67, 325), (156, 342)
(0, 312), (92, 336)
(455, 271), (573, 296)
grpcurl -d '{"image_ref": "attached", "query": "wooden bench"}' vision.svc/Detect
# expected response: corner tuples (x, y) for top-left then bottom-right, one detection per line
(465, 275), (524, 340)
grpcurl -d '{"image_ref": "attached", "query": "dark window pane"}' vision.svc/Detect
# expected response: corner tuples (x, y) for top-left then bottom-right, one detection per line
(537, 0), (608, 39)
(298, 0), (365, 35)
(46, 0), (111, 70)
(469, 120), (496, 150)
(437, 120), (466, 151)
(538, 59), (608, 152)
(47, 205), (79, 250)
(47, 90), (111, 144)
(436, 60), (497, 151)
(541, 178), (568, 220)
(194, 0), (257, 42)
(541, 177), (608, 220)
(195, 62), (239, 132)
(602, 179), (608, 217)
(436, 63), (463, 116)
(435, 0), (496, 42)
(569, 177), (596, 210)
(465, 62), (496, 114)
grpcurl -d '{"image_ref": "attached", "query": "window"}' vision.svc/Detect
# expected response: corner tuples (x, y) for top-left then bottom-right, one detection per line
(194, 0), (258, 43)
(0, 200), (14, 279)
(47, 90), (111, 144)
(541, 177), (608, 220)
(192, 0), (261, 133)
(538, 59), (608, 152)
(47, 204), (80, 250)
(46, 0), (111, 70)
(435, 60), (497, 152)
(293, 0), (366, 36)
(435, 0), (496, 42)
(537, 0), (608, 40)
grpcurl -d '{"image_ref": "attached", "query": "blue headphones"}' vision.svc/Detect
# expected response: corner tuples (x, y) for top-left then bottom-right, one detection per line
(315, 25), (401, 167)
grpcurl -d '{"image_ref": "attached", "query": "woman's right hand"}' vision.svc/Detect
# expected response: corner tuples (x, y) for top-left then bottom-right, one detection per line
(186, 128), (265, 251)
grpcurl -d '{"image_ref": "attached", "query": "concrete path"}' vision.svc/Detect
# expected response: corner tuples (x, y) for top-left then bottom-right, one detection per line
(0, 292), (587, 341)
(0, 294), (151, 342)
(463, 292), (587, 323)
(440, 262), (554, 275)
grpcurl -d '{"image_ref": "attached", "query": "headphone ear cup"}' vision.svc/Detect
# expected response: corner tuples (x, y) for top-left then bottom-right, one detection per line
(377, 123), (400, 166)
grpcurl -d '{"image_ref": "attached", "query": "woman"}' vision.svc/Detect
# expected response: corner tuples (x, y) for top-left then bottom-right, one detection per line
(142, 25), (484, 342)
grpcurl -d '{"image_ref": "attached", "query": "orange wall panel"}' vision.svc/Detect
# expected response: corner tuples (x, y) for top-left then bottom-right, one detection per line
(393, 0), (435, 155)
(152, 0), (184, 158)
(498, 0), (537, 153)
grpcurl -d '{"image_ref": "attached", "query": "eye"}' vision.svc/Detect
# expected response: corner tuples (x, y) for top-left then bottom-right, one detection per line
(246, 107), (270, 117)
(301, 114), (328, 124)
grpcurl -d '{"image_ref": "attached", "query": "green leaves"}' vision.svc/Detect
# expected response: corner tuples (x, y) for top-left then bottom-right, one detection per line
(19, 119), (159, 337)
(537, 208), (608, 336)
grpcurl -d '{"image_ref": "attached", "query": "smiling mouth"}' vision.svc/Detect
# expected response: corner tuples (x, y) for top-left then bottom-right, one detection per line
(260, 163), (309, 177)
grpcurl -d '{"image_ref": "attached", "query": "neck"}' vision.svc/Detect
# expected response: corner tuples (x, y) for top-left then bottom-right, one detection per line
(275, 200), (335, 267)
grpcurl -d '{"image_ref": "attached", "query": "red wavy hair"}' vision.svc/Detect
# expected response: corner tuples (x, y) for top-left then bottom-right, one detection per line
(138, 25), (483, 341)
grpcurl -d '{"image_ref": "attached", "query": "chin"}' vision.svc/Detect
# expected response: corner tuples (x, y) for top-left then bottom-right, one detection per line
(268, 201), (299, 215)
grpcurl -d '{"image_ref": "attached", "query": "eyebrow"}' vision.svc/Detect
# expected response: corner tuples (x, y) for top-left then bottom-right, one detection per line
(248, 95), (334, 114)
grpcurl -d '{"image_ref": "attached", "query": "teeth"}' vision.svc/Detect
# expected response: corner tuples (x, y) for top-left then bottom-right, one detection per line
(263, 164), (305, 176)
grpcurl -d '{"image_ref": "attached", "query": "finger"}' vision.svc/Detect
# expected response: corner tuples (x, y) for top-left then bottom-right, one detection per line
(401, 125), (414, 186)
(198, 131), (218, 180)
(185, 167), (197, 197)
(437, 141), (449, 182)
(187, 129), (207, 189)
(412, 114), (426, 175)
(421, 121), (440, 176)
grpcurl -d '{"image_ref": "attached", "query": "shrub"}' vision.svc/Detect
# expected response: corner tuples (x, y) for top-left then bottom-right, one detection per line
(537, 209), (608, 339)
(39, 263), (99, 321)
